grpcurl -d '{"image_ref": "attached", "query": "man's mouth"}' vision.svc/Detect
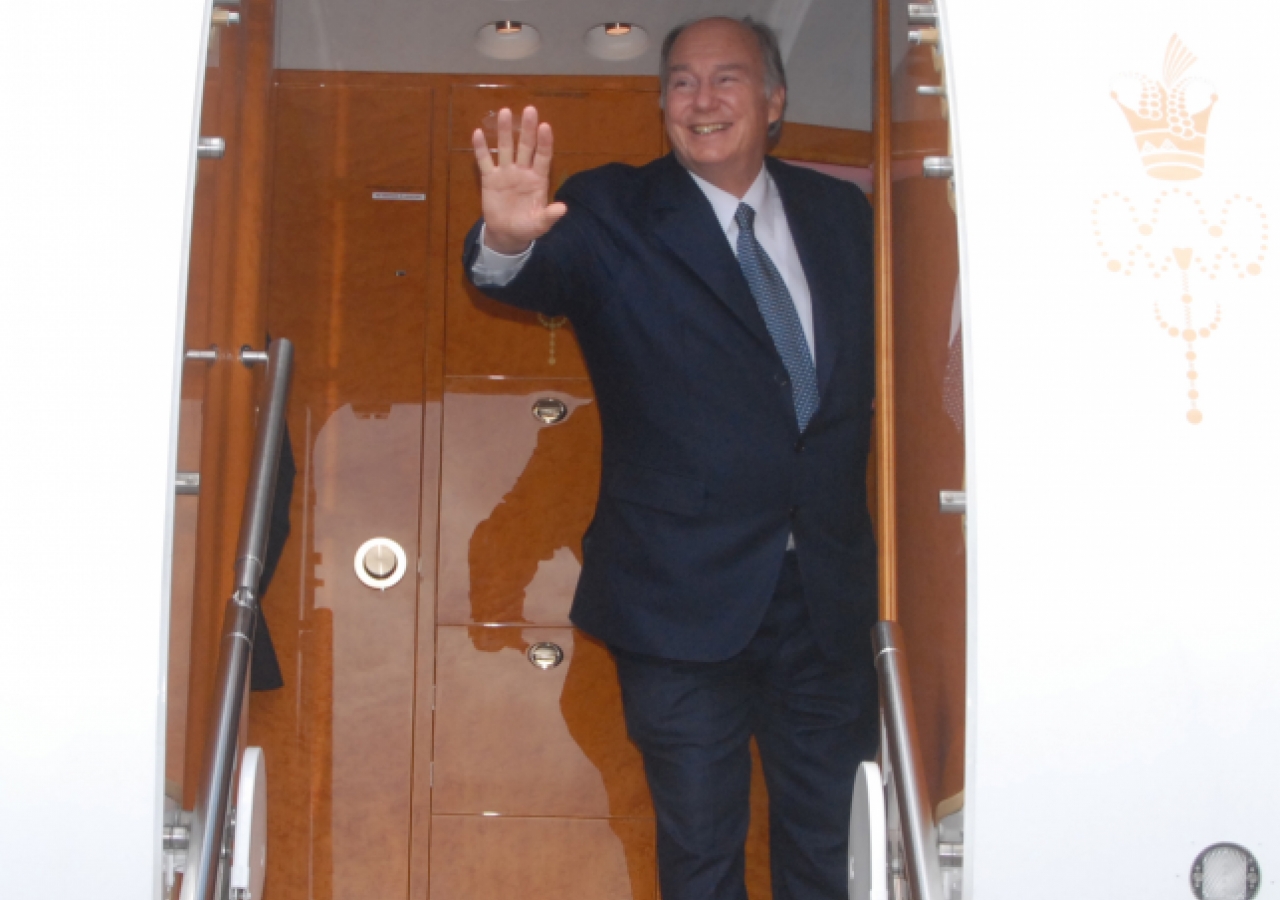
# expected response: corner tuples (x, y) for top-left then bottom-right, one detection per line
(691, 123), (730, 135)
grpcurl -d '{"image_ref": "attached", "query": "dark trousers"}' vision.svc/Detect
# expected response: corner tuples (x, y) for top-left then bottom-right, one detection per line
(612, 552), (879, 900)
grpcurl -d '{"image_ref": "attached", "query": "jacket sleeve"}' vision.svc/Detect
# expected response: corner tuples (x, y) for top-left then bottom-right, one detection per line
(462, 177), (615, 320)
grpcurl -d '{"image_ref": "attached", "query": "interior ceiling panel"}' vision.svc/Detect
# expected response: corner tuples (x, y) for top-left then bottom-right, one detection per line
(275, 0), (872, 131)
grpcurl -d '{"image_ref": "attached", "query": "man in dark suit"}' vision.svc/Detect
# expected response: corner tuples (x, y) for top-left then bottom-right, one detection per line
(465, 16), (878, 900)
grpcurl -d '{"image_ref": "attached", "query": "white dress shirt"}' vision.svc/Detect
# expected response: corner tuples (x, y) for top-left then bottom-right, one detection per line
(472, 164), (816, 362)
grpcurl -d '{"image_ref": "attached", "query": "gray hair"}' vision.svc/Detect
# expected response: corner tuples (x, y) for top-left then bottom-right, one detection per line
(659, 16), (788, 142)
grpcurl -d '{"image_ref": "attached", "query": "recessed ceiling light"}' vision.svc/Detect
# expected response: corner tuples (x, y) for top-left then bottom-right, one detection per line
(584, 23), (649, 61)
(475, 21), (542, 60)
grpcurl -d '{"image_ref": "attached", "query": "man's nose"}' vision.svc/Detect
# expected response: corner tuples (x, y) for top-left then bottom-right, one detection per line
(692, 80), (717, 110)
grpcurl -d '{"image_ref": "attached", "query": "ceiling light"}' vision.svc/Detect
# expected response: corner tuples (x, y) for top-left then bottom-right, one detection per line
(584, 23), (649, 61)
(474, 21), (542, 60)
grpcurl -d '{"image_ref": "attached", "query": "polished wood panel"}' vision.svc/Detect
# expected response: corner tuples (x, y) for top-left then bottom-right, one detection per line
(891, 120), (949, 160)
(773, 121), (873, 167)
(249, 81), (434, 900)
(450, 84), (663, 154)
(430, 815), (656, 900)
(887, 4), (966, 815)
(438, 378), (600, 626)
(445, 145), (656, 376)
(892, 176), (966, 811)
(184, 0), (280, 806)
(433, 625), (650, 817)
(873, 0), (900, 622)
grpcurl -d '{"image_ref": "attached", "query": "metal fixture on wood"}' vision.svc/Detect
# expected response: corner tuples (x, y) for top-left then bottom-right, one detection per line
(531, 397), (569, 424)
(185, 346), (218, 363)
(211, 10), (240, 26)
(917, 84), (946, 97)
(196, 137), (226, 159)
(938, 490), (966, 514)
(922, 156), (954, 179)
(527, 642), (565, 669)
(239, 346), (269, 367)
(176, 472), (201, 496)
(908, 27), (939, 46)
(907, 3), (938, 25)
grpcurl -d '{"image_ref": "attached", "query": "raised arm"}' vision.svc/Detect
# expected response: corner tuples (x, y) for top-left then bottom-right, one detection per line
(472, 106), (567, 254)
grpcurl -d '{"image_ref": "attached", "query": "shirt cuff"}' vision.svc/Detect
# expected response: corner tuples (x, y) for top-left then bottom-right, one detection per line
(472, 224), (535, 287)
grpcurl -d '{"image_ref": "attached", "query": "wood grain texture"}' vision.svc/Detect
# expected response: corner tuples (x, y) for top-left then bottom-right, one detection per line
(872, 0), (900, 622)
(437, 378), (600, 626)
(433, 625), (651, 818)
(184, 0), (280, 806)
(248, 81), (435, 900)
(886, 6), (966, 815)
(430, 815), (657, 900)
(773, 121), (873, 166)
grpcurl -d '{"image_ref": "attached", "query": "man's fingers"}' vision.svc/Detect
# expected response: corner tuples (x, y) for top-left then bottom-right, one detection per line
(531, 121), (555, 178)
(471, 127), (495, 174)
(516, 106), (538, 167)
(496, 107), (514, 166)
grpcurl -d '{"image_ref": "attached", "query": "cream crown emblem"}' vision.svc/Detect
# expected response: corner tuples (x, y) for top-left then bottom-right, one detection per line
(1111, 36), (1218, 181)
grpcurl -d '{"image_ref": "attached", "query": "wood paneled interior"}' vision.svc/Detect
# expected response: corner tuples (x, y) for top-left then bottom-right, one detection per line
(437, 380), (600, 625)
(430, 815), (657, 900)
(180, 0), (281, 812)
(433, 626), (650, 817)
(250, 81), (434, 900)
(888, 6), (966, 815)
(891, 176), (966, 811)
(237, 67), (876, 900)
(872, 0), (900, 622)
(773, 121), (873, 167)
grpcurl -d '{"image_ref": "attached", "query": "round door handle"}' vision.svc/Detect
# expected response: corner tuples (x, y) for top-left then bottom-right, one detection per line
(526, 642), (565, 669)
(531, 397), (568, 425)
(354, 537), (408, 590)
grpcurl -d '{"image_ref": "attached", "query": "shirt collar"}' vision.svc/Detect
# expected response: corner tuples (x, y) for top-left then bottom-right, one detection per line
(686, 164), (771, 235)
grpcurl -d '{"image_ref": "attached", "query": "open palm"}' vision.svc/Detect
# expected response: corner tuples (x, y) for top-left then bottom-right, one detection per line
(472, 106), (567, 254)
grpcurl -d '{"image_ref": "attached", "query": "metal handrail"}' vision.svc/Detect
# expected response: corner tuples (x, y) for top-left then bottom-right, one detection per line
(873, 620), (943, 900)
(181, 338), (293, 900)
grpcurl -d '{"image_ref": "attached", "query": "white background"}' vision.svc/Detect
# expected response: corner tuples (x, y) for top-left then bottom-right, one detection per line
(946, 1), (1280, 896)
(0, 0), (208, 896)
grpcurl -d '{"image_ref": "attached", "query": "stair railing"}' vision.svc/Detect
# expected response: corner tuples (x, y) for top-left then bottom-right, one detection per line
(874, 620), (944, 900)
(180, 338), (293, 900)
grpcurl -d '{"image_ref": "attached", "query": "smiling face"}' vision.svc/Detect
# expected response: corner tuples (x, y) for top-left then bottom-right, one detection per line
(663, 18), (785, 198)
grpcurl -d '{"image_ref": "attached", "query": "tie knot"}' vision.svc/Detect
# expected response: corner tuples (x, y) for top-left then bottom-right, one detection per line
(734, 202), (756, 232)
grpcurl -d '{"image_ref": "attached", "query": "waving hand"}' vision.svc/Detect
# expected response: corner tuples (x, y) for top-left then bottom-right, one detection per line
(472, 106), (567, 255)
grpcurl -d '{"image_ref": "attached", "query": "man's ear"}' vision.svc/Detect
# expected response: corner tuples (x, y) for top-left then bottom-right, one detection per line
(767, 86), (787, 127)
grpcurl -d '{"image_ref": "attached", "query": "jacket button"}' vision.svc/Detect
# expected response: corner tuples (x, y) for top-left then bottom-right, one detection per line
(794, 438), (805, 452)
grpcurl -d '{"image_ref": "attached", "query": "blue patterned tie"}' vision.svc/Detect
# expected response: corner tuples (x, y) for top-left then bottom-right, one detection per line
(734, 202), (819, 431)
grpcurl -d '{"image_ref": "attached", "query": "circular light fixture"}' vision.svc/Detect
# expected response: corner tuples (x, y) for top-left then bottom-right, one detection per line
(584, 23), (649, 61)
(475, 20), (542, 60)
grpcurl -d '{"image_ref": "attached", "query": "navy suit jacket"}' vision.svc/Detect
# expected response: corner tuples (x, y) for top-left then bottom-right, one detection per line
(464, 153), (877, 663)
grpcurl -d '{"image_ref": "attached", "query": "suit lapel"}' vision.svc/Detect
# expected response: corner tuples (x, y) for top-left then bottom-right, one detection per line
(649, 157), (777, 354)
(767, 158), (844, 399)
